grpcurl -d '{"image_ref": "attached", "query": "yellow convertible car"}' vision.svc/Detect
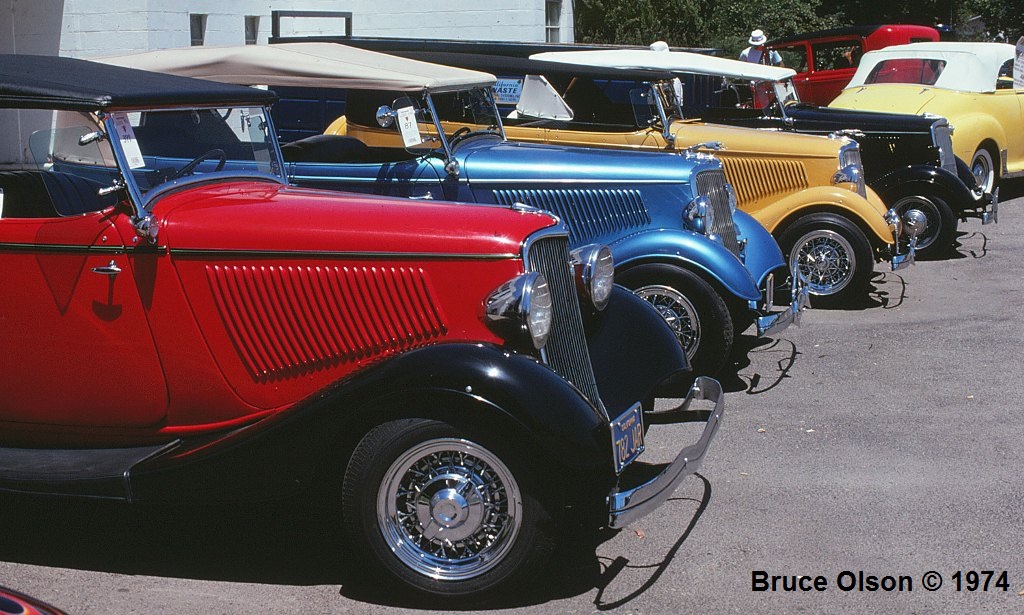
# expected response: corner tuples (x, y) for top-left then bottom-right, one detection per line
(831, 42), (1021, 193)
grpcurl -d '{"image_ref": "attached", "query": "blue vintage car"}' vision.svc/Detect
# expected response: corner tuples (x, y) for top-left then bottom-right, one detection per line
(103, 42), (808, 376)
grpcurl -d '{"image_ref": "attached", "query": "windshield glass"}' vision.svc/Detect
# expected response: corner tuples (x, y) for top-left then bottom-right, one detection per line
(864, 58), (947, 85)
(107, 106), (284, 199)
(425, 87), (503, 143)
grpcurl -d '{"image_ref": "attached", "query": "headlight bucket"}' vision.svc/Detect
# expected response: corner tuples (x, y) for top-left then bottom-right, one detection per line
(833, 140), (867, 198)
(571, 244), (615, 312)
(485, 272), (553, 350)
(684, 195), (715, 235)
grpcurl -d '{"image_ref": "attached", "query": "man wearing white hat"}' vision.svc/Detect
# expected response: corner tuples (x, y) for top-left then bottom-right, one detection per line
(739, 29), (784, 66)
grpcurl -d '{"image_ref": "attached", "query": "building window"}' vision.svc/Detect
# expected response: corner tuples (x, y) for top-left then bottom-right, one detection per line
(245, 16), (260, 45)
(545, 1), (561, 43)
(190, 14), (207, 46)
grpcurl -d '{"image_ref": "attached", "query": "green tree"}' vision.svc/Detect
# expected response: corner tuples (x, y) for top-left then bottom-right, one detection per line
(959, 0), (1024, 41)
(574, 0), (707, 47)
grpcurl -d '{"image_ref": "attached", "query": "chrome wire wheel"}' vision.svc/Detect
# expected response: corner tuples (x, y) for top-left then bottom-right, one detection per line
(633, 284), (700, 360)
(789, 229), (857, 296)
(377, 438), (523, 582)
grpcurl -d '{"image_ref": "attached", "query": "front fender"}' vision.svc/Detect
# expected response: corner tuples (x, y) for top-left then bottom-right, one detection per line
(733, 209), (785, 288)
(750, 185), (893, 246)
(128, 343), (613, 503)
(871, 164), (977, 211)
(610, 230), (761, 301)
(588, 286), (690, 406)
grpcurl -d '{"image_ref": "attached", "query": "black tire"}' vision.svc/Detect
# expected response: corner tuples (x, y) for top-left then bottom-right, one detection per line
(342, 418), (556, 598)
(777, 213), (874, 307)
(617, 264), (733, 377)
(889, 192), (957, 259)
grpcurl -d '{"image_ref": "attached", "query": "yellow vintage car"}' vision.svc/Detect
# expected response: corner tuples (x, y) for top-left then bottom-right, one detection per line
(831, 42), (1021, 194)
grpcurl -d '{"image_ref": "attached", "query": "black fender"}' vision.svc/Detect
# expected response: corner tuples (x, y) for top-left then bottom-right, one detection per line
(128, 342), (617, 504)
(870, 164), (976, 213)
(587, 285), (691, 407)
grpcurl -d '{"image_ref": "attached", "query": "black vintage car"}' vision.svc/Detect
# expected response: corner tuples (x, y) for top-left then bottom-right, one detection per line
(329, 37), (996, 258)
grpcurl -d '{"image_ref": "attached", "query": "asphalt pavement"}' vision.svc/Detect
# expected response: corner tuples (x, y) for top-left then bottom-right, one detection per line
(2, 182), (1022, 614)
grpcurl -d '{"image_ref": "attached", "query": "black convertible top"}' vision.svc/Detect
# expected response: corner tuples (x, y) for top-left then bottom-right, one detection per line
(0, 54), (278, 111)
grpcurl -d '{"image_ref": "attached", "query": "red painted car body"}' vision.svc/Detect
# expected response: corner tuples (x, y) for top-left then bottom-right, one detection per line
(0, 54), (724, 598)
(768, 25), (939, 106)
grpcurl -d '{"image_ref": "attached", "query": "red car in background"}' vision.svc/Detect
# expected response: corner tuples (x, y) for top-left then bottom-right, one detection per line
(768, 24), (939, 105)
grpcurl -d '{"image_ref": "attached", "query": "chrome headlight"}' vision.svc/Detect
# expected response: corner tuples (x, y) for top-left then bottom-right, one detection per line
(684, 195), (715, 235)
(485, 272), (553, 350)
(571, 244), (615, 311)
(833, 140), (866, 198)
(885, 208), (902, 240)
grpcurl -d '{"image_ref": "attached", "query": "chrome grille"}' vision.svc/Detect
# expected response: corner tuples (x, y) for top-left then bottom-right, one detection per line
(930, 120), (957, 174)
(694, 169), (741, 257)
(524, 234), (606, 417)
(493, 188), (650, 245)
(721, 157), (809, 207)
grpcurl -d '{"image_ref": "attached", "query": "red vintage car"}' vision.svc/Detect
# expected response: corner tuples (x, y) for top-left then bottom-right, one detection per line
(768, 25), (939, 106)
(0, 54), (723, 597)
(0, 586), (66, 615)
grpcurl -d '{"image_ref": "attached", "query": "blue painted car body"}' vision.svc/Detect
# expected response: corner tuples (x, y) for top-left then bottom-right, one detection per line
(286, 134), (781, 305)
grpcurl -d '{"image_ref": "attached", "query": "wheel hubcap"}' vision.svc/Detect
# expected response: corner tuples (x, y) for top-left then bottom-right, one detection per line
(893, 196), (940, 251)
(790, 230), (856, 296)
(633, 285), (700, 359)
(378, 438), (522, 581)
(972, 151), (994, 193)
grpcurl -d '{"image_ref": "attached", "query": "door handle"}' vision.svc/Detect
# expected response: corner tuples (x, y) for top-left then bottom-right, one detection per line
(91, 260), (122, 276)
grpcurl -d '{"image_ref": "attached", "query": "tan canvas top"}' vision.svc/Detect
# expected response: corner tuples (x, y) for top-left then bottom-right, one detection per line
(531, 49), (796, 82)
(100, 42), (496, 93)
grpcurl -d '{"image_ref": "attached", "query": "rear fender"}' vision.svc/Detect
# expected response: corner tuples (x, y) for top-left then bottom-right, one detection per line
(611, 230), (761, 301)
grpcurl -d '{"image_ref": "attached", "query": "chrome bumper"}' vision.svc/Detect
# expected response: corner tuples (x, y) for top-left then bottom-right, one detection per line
(885, 209), (916, 271)
(608, 376), (724, 529)
(753, 265), (809, 338)
(981, 188), (999, 225)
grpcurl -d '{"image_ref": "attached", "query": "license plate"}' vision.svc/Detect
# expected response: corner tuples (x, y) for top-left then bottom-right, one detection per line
(611, 403), (645, 474)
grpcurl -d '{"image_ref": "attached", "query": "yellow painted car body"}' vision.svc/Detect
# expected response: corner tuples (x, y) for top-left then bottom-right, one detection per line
(829, 41), (1022, 192)
(333, 115), (896, 252)
(831, 84), (1024, 188)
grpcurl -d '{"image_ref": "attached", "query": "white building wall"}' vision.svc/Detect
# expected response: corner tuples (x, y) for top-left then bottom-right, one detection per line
(0, 0), (572, 164)
(31, 1), (573, 59)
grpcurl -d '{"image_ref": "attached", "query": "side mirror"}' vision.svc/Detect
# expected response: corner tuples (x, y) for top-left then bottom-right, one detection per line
(376, 105), (396, 128)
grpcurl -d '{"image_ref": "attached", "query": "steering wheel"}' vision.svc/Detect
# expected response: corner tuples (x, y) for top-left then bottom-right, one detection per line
(448, 126), (474, 146)
(171, 149), (227, 179)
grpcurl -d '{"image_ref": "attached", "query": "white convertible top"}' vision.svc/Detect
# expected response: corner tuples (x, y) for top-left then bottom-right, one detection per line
(846, 42), (1014, 93)
(100, 42), (496, 93)
(530, 49), (796, 82)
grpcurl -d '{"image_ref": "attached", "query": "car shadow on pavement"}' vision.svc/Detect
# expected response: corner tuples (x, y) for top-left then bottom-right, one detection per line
(0, 475), (713, 610)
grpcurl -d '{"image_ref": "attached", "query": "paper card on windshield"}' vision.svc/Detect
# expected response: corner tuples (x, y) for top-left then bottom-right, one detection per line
(110, 112), (145, 169)
(397, 106), (422, 148)
(493, 79), (524, 105)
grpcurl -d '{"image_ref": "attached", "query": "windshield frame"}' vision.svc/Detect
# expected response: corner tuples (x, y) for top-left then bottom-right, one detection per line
(101, 104), (287, 215)
(422, 86), (507, 157)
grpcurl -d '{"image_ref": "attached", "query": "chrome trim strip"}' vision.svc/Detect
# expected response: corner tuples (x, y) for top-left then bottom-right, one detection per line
(608, 376), (724, 528)
(471, 178), (673, 185)
(0, 243), (129, 254)
(170, 248), (519, 260)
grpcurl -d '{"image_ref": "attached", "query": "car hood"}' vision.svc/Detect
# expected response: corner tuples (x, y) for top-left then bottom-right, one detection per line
(456, 136), (707, 184)
(786, 102), (941, 133)
(830, 85), (937, 116)
(150, 180), (556, 255)
(670, 120), (842, 159)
